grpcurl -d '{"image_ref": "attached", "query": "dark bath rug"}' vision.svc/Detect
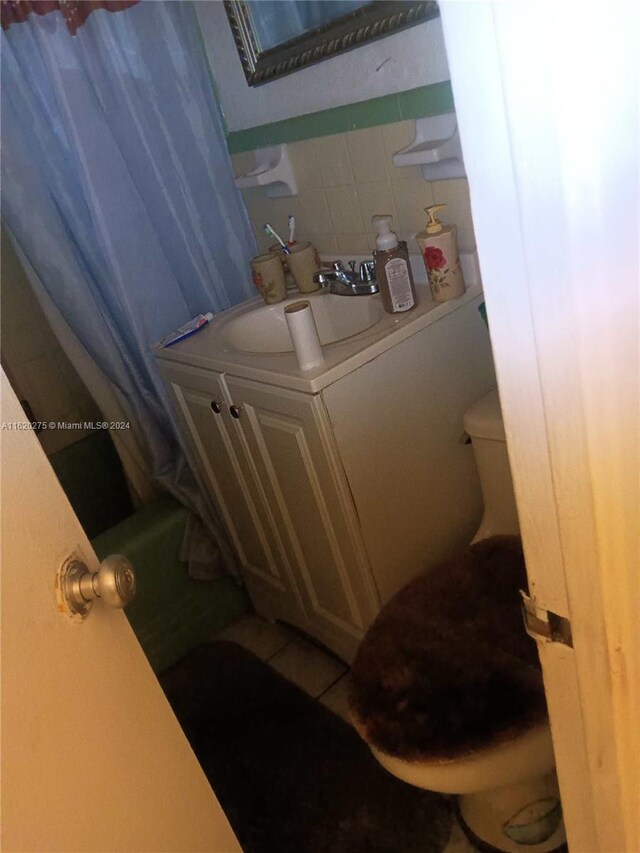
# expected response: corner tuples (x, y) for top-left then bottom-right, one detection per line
(160, 641), (452, 853)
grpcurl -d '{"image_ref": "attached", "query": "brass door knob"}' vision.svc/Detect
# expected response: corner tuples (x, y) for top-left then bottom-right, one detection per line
(58, 554), (136, 619)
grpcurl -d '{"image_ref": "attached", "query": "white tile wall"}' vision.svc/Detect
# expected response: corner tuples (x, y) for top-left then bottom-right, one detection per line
(288, 139), (323, 189)
(392, 177), (435, 236)
(235, 120), (477, 259)
(325, 185), (364, 234)
(346, 127), (388, 184)
(314, 135), (355, 187)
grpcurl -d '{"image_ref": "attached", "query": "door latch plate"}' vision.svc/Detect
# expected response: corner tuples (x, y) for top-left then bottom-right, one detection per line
(520, 591), (573, 648)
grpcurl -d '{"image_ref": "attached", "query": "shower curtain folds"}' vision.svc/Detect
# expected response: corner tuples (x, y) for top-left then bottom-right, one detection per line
(1, 0), (257, 575)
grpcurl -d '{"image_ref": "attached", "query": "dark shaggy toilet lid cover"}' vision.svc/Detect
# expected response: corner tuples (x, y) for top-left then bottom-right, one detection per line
(349, 535), (548, 762)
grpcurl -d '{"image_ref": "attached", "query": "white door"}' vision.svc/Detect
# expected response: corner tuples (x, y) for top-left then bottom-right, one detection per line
(0, 370), (241, 853)
(440, 3), (639, 851)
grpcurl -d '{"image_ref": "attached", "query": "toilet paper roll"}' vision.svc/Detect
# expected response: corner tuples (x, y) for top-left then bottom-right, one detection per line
(285, 301), (324, 370)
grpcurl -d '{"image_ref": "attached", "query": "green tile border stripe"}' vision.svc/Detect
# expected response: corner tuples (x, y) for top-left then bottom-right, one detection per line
(226, 81), (454, 153)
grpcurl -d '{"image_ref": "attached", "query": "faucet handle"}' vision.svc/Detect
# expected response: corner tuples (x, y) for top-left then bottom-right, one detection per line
(329, 260), (344, 271)
(359, 261), (376, 283)
(348, 260), (357, 273)
(313, 270), (331, 286)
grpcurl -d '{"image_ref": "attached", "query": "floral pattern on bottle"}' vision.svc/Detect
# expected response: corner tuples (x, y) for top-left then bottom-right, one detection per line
(423, 246), (462, 297)
(424, 246), (446, 271)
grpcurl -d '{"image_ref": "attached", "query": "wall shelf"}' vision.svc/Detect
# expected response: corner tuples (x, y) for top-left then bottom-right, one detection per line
(233, 144), (297, 198)
(392, 113), (466, 181)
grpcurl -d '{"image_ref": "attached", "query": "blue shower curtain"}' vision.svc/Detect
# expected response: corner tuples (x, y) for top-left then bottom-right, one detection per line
(1, 1), (257, 568)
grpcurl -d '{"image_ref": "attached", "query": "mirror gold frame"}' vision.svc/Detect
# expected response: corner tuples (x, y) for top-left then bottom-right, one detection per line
(224, 1), (440, 87)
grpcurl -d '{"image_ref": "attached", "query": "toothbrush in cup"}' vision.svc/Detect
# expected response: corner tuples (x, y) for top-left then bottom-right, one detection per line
(264, 223), (291, 254)
(288, 215), (296, 246)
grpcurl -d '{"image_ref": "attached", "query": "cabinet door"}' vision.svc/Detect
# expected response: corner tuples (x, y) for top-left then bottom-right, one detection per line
(225, 376), (378, 658)
(158, 363), (300, 614)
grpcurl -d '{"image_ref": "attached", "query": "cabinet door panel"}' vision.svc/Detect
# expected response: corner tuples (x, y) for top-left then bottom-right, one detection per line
(250, 410), (357, 626)
(160, 366), (286, 591)
(227, 378), (378, 640)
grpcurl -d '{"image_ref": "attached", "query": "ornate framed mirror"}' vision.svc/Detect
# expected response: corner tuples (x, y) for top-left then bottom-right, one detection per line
(224, 1), (440, 87)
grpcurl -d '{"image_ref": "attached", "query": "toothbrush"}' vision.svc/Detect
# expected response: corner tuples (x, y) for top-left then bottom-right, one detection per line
(264, 223), (291, 254)
(288, 214), (295, 245)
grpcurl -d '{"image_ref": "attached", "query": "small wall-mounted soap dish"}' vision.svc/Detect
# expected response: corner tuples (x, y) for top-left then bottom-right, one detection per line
(393, 113), (466, 181)
(233, 144), (298, 198)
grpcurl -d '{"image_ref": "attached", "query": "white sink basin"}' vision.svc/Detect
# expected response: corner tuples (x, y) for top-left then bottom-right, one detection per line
(155, 251), (482, 394)
(222, 292), (385, 354)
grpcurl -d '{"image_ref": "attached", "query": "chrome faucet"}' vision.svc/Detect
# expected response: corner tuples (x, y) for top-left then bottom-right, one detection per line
(313, 260), (378, 296)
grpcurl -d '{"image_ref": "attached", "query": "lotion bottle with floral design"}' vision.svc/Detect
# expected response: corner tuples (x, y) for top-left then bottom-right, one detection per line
(415, 204), (466, 303)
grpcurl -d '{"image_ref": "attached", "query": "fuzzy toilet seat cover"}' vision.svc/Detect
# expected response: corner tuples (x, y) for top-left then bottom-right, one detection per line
(349, 536), (548, 762)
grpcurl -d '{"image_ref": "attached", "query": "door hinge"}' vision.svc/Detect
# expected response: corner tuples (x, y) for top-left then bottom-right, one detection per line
(520, 591), (573, 648)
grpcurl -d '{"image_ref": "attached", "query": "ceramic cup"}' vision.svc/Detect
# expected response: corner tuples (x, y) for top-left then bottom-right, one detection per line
(269, 243), (295, 289)
(268, 243), (290, 271)
(286, 241), (321, 294)
(251, 253), (287, 304)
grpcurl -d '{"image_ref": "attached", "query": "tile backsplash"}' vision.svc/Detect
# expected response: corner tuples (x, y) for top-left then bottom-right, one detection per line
(233, 120), (476, 260)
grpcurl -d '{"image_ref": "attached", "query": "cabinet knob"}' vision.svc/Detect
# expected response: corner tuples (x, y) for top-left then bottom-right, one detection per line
(230, 405), (241, 419)
(210, 400), (222, 414)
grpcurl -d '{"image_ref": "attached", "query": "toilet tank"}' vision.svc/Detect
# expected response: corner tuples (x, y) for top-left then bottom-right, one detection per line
(463, 390), (520, 541)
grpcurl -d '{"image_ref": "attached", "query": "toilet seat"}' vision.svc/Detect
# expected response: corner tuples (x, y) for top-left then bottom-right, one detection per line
(349, 536), (547, 763)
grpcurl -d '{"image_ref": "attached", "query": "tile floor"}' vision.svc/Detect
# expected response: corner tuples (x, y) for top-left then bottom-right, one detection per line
(217, 613), (477, 851)
(218, 614), (349, 718)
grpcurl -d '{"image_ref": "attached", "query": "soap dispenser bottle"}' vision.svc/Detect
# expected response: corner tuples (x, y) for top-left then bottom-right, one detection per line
(372, 215), (416, 314)
(415, 204), (466, 303)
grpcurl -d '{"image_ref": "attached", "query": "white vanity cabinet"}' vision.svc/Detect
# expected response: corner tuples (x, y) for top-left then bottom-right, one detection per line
(160, 364), (298, 616)
(157, 286), (496, 662)
(159, 361), (379, 661)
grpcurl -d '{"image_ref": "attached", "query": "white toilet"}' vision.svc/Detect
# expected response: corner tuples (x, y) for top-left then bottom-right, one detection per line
(350, 390), (566, 853)
(463, 389), (520, 543)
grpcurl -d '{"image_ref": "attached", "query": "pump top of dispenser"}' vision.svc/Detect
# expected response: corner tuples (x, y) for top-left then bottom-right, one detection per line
(372, 215), (399, 251)
(424, 204), (448, 235)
